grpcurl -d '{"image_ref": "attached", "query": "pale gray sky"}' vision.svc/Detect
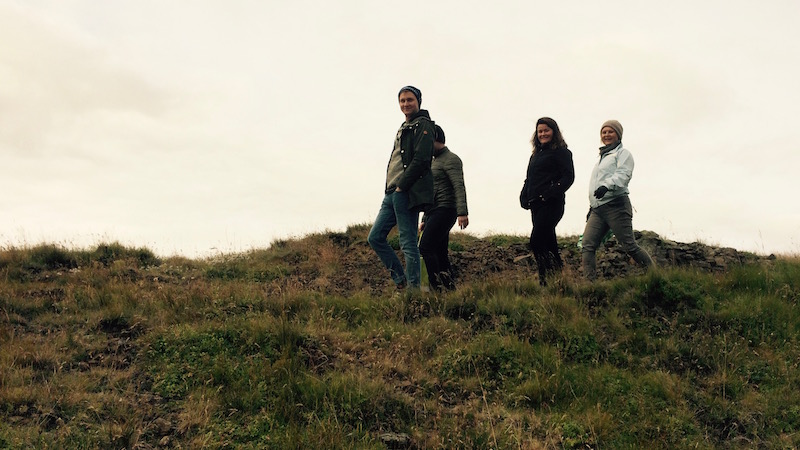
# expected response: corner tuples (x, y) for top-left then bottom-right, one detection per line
(2, 0), (799, 257)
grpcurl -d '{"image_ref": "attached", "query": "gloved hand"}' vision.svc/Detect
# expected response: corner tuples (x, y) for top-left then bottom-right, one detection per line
(593, 186), (609, 199)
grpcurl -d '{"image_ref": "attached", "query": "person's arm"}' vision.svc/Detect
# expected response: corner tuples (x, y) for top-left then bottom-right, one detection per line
(520, 155), (532, 209)
(445, 154), (469, 229)
(520, 180), (530, 209)
(445, 155), (469, 217)
(606, 148), (634, 191)
(556, 149), (575, 193)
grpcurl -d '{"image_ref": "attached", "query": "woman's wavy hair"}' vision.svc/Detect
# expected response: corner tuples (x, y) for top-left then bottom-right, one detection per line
(531, 117), (568, 154)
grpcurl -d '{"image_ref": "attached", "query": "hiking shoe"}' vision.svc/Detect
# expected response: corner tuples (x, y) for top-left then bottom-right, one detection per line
(390, 280), (407, 299)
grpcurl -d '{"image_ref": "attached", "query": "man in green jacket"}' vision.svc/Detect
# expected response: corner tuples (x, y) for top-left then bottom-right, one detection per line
(368, 86), (435, 291)
(419, 125), (469, 291)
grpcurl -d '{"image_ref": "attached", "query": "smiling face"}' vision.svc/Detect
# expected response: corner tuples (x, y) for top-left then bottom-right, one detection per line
(601, 126), (619, 146)
(398, 91), (420, 119)
(537, 124), (554, 145)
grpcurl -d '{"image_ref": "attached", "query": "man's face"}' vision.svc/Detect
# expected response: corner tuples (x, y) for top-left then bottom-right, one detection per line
(399, 91), (420, 117)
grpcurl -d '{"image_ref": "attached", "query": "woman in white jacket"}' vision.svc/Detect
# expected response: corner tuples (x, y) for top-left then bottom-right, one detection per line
(581, 120), (653, 280)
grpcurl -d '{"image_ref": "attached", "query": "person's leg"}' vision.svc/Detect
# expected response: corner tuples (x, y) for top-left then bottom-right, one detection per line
(393, 191), (422, 288)
(420, 209), (457, 291)
(531, 203), (565, 285)
(581, 208), (610, 281)
(529, 209), (548, 284)
(543, 202), (565, 272)
(367, 193), (406, 286)
(437, 210), (458, 290)
(605, 196), (654, 269)
(418, 210), (445, 291)
(529, 209), (544, 282)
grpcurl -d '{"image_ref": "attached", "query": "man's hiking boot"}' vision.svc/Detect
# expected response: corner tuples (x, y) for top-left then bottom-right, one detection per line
(391, 280), (407, 299)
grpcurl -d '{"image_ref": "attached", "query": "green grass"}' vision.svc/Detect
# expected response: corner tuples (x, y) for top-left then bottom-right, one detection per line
(1, 240), (799, 448)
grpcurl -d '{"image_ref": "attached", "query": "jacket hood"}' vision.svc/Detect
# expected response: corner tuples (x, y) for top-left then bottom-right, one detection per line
(406, 109), (431, 123)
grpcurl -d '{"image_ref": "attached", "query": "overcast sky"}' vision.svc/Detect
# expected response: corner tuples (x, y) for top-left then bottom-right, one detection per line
(2, 0), (798, 257)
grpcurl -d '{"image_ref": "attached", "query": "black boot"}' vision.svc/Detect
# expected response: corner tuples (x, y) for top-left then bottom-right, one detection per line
(438, 271), (456, 291)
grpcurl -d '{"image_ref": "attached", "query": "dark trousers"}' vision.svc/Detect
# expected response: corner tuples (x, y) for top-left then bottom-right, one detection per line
(418, 208), (458, 291)
(530, 201), (565, 284)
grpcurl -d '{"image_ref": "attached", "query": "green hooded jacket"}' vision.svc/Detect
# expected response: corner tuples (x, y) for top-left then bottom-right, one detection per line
(385, 109), (435, 212)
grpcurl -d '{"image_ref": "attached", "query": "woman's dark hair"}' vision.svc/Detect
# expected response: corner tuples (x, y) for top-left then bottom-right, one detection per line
(531, 117), (568, 154)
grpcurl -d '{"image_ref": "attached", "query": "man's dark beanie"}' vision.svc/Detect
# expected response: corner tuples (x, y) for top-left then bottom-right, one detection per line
(434, 125), (445, 144)
(398, 85), (422, 105)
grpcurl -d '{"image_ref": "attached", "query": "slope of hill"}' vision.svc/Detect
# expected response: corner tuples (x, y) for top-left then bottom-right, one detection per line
(1, 228), (798, 449)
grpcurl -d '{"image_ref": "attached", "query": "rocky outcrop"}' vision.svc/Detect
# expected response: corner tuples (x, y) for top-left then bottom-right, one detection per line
(264, 229), (771, 296)
(450, 230), (767, 283)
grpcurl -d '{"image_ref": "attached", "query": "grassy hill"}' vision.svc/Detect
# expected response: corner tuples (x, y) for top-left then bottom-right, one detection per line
(1, 226), (799, 449)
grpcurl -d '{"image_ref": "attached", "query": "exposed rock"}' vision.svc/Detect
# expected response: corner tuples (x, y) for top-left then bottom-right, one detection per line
(153, 417), (172, 435)
(379, 432), (413, 449)
(582, 230), (762, 280)
(264, 229), (768, 295)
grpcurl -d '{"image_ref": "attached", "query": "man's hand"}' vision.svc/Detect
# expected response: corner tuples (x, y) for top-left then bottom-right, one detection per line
(458, 216), (469, 229)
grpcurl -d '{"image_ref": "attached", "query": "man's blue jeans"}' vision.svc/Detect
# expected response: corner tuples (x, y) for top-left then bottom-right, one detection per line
(368, 191), (421, 288)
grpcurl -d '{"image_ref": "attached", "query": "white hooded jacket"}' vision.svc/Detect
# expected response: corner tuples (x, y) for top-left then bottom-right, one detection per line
(588, 142), (634, 208)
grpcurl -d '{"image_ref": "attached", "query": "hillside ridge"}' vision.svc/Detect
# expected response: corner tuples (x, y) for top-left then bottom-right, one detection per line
(255, 226), (769, 297)
(1, 228), (797, 449)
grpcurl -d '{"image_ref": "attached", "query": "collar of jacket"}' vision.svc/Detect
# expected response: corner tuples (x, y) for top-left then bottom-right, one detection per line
(404, 109), (430, 125)
(598, 141), (622, 157)
(434, 146), (449, 158)
(535, 142), (564, 154)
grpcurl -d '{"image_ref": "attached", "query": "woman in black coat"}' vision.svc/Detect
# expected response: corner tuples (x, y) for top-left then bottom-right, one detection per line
(520, 117), (575, 286)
